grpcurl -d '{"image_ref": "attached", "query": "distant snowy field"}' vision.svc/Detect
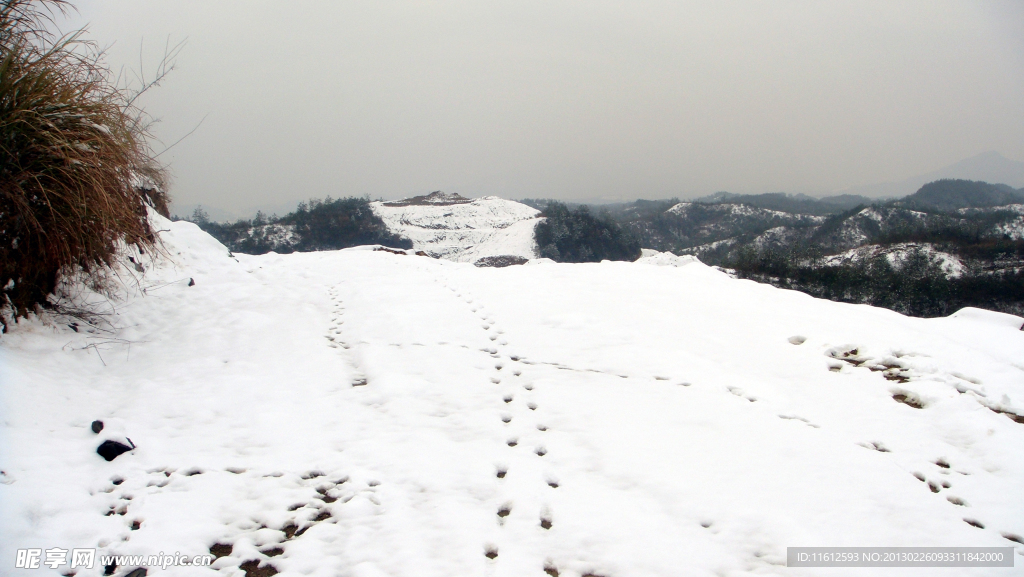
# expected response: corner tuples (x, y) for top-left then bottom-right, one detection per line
(370, 193), (540, 262)
(1, 216), (1023, 577)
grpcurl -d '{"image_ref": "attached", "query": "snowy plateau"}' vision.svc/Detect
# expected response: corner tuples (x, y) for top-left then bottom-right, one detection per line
(1, 212), (1023, 577)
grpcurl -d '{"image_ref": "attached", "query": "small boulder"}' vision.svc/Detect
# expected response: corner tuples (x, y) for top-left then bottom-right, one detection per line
(91, 420), (104, 434)
(97, 439), (135, 462)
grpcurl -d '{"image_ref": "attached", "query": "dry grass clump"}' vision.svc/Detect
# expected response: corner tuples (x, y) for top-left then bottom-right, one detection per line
(1, 0), (169, 328)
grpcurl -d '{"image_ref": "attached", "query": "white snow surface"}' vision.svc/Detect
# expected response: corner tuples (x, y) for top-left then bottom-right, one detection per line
(370, 196), (540, 263)
(2, 216), (1024, 577)
(637, 249), (699, 268)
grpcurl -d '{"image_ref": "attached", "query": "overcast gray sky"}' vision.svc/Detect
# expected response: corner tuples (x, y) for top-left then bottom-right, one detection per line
(70, 0), (1024, 216)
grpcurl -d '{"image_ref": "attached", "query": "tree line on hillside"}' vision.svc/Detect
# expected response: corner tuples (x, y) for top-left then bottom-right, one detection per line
(727, 244), (1024, 318)
(181, 197), (411, 254)
(534, 202), (642, 262)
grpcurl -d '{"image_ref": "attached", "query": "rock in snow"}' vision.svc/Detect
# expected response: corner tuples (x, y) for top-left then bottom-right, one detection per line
(96, 439), (135, 462)
(0, 213), (1022, 576)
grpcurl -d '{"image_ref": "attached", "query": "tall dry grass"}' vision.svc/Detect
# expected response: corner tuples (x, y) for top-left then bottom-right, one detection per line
(0, 0), (169, 329)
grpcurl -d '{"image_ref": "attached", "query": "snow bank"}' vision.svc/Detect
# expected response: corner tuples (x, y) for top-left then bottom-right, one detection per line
(636, 249), (699, 267)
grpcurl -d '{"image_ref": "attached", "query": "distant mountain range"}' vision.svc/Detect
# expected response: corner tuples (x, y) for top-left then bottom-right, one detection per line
(179, 178), (1024, 317)
(607, 179), (1023, 259)
(834, 151), (1024, 199)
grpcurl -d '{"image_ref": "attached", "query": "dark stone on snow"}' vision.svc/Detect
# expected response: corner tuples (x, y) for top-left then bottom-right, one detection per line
(103, 562), (116, 576)
(97, 439), (134, 462)
(474, 255), (529, 268)
(91, 420), (104, 434)
(188, 278), (195, 287)
(124, 568), (147, 577)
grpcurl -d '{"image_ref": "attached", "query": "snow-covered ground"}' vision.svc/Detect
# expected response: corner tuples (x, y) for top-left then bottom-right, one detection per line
(370, 192), (540, 262)
(2, 217), (1024, 577)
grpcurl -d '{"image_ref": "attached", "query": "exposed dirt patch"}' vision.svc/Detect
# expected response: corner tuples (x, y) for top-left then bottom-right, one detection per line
(989, 407), (1024, 424)
(209, 543), (233, 559)
(316, 487), (337, 503)
(373, 247), (408, 256)
(475, 255), (529, 268)
(239, 559), (278, 577)
(382, 191), (473, 207)
(893, 393), (924, 409)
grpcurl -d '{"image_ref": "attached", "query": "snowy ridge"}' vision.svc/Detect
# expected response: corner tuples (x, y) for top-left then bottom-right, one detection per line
(667, 202), (820, 221)
(823, 243), (968, 277)
(958, 204), (1024, 240)
(662, 202), (824, 247)
(1, 218), (1023, 576)
(370, 192), (541, 262)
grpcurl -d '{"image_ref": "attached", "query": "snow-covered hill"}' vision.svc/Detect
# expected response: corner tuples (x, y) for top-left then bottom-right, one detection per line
(370, 191), (541, 263)
(823, 243), (968, 277)
(1, 218), (1023, 576)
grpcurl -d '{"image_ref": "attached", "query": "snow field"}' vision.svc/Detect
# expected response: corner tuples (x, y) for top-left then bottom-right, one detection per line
(0, 216), (1022, 577)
